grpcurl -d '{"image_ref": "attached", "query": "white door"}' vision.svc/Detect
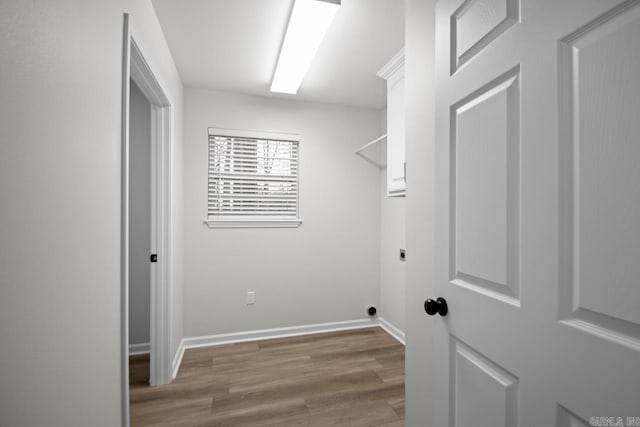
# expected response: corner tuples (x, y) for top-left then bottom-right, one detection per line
(430, 0), (640, 425)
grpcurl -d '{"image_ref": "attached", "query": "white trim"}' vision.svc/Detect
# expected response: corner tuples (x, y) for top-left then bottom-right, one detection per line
(376, 47), (406, 80)
(120, 14), (131, 427)
(171, 340), (186, 379)
(171, 319), (405, 377)
(130, 38), (173, 388)
(182, 319), (378, 350)
(378, 317), (406, 345)
(208, 127), (300, 142)
(129, 342), (150, 355)
(204, 219), (302, 229)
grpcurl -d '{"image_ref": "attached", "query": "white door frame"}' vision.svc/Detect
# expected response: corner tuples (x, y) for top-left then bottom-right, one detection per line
(121, 13), (173, 427)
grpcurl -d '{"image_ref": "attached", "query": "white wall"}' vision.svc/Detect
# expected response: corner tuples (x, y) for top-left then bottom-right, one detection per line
(129, 81), (151, 347)
(183, 88), (381, 338)
(0, 2), (183, 425)
(404, 0), (437, 424)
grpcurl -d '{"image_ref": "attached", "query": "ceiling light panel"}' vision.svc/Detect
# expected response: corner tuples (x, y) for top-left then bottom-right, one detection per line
(270, 0), (340, 94)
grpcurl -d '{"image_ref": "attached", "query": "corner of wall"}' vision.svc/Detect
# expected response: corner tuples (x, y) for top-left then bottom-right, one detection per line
(404, 0), (437, 424)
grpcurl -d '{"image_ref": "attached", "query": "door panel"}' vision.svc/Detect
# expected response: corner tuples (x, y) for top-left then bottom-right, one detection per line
(451, 0), (519, 72)
(557, 406), (590, 427)
(432, 0), (640, 426)
(558, 2), (640, 344)
(452, 339), (519, 427)
(452, 67), (521, 304)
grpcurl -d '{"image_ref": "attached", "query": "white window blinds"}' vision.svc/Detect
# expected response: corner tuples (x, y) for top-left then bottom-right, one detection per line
(206, 128), (301, 227)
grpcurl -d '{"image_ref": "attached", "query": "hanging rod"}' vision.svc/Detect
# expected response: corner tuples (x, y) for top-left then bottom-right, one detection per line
(355, 134), (387, 154)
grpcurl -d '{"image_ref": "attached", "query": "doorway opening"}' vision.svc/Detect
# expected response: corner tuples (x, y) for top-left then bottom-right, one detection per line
(121, 13), (174, 427)
(128, 78), (152, 387)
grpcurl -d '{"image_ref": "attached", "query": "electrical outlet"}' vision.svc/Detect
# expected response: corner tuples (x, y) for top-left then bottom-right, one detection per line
(247, 291), (255, 305)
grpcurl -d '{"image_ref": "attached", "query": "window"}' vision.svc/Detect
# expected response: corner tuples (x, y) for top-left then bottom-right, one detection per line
(205, 128), (301, 228)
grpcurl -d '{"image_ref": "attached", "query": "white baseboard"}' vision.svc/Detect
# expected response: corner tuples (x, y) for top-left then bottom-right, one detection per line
(182, 318), (378, 350)
(171, 317), (404, 378)
(378, 317), (406, 345)
(172, 340), (186, 379)
(130, 341), (185, 379)
(129, 342), (150, 355)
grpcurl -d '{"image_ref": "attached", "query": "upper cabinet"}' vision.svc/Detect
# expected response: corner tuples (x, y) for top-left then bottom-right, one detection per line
(377, 48), (405, 197)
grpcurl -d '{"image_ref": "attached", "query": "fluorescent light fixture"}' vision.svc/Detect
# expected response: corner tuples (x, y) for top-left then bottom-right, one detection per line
(270, 0), (340, 94)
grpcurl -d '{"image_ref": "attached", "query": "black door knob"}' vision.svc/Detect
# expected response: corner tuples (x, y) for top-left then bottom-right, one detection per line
(424, 297), (448, 316)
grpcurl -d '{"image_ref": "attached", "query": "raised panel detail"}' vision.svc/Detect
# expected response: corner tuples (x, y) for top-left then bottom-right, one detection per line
(559, 1), (640, 350)
(387, 66), (406, 195)
(450, 67), (520, 306)
(451, 339), (518, 427)
(557, 405), (589, 427)
(451, 0), (519, 73)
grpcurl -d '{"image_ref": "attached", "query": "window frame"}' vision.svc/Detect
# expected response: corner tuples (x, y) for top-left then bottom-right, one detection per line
(204, 127), (302, 229)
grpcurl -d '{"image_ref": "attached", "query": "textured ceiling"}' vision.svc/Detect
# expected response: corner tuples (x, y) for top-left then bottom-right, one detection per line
(152, 0), (405, 109)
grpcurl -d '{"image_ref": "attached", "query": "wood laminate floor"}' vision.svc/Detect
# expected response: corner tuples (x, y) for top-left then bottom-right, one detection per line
(129, 327), (405, 426)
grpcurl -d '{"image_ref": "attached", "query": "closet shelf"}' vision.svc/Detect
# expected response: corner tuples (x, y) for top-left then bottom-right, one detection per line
(355, 134), (386, 168)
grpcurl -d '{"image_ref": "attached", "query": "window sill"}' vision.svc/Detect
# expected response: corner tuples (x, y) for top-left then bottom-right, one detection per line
(204, 219), (302, 229)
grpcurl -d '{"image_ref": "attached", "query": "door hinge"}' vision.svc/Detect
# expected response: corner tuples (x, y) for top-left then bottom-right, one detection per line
(150, 254), (158, 263)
